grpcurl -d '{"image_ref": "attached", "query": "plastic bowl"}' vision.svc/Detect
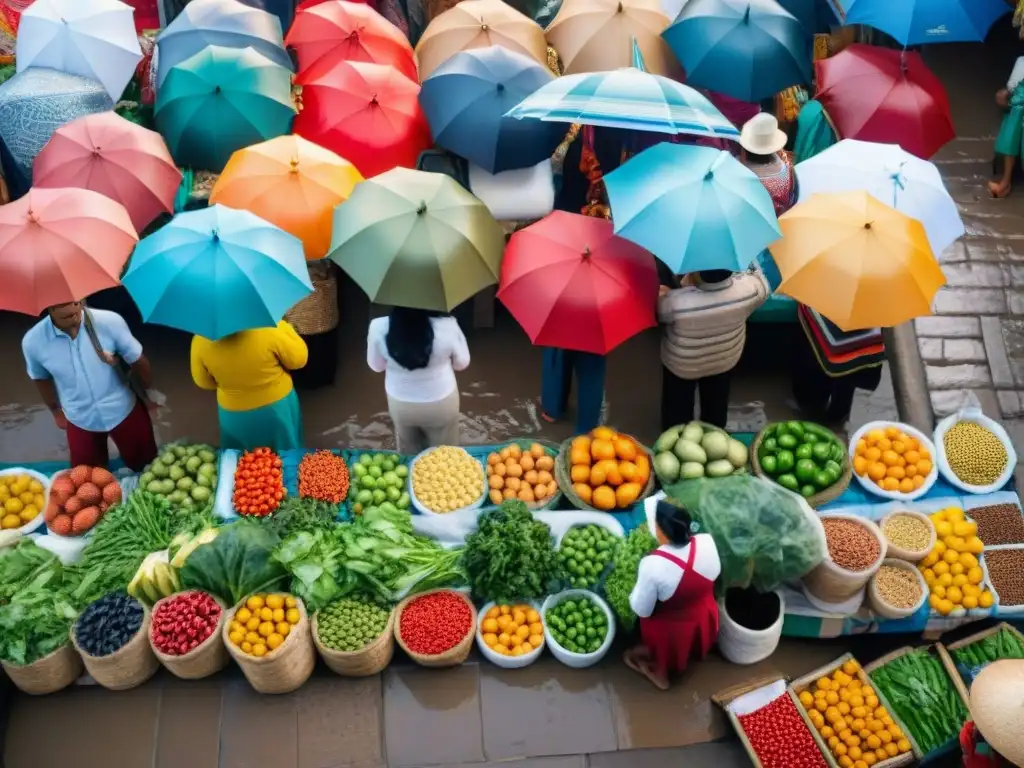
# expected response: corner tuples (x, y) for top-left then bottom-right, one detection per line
(553, 517), (625, 549)
(541, 590), (616, 669)
(934, 412), (1018, 495)
(868, 558), (929, 620)
(848, 421), (939, 501)
(878, 509), (936, 563)
(408, 447), (488, 517)
(0, 468), (51, 536)
(475, 601), (545, 669)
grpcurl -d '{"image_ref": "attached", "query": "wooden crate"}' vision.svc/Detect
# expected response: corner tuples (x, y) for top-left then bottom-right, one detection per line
(939, 622), (1024, 709)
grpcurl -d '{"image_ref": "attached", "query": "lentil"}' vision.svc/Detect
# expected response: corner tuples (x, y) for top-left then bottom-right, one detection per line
(875, 565), (923, 609)
(943, 421), (1008, 487)
(983, 549), (1024, 606)
(968, 503), (1024, 546)
(822, 518), (881, 571)
(317, 597), (390, 652)
(882, 513), (932, 553)
(399, 591), (472, 655)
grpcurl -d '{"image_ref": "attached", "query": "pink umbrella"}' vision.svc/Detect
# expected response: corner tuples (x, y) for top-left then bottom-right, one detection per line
(33, 111), (182, 232)
(0, 187), (138, 315)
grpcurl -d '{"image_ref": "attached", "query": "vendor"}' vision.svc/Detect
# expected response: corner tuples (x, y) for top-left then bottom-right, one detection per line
(961, 659), (1024, 767)
(624, 495), (721, 690)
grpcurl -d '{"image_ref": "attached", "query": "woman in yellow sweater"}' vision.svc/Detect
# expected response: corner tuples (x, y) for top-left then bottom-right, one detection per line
(190, 321), (308, 451)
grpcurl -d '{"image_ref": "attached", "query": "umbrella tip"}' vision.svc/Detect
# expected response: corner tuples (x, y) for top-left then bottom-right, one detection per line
(704, 169), (714, 181)
(481, 22), (489, 31)
(616, 1), (623, 11)
(864, 221), (872, 230)
(212, 228), (220, 241)
(290, 157), (300, 171)
(416, 200), (427, 215)
(582, 245), (591, 259)
(742, 4), (750, 21)
(370, 94), (378, 105)
(496, 82), (505, 92)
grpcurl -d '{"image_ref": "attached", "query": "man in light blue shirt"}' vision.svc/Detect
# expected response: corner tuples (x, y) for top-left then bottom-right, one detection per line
(22, 301), (158, 471)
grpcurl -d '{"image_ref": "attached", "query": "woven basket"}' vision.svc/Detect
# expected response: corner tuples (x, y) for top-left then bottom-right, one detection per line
(285, 261), (338, 335)
(555, 434), (656, 512)
(750, 425), (852, 508)
(2, 644), (83, 695)
(71, 605), (160, 691)
(394, 590), (476, 668)
(652, 421), (743, 486)
(312, 608), (395, 677)
(149, 593), (230, 680)
(222, 596), (315, 694)
(483, 439), (562, 510)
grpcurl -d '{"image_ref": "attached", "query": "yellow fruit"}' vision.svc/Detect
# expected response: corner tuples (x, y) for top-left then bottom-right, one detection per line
(528, 634), (543, 648)
(979, 591), (995, 608)
(286, 608), (300, 624)
(1, 514), (20, 529)
(952, 574), (968, 587)
(933, 585), (946, 599)
(937, 573), (953, 588)
(236, 608), (252, 623)
(246, 617), (261, 631)
(260, 607), (274, 621)
(943, 549), (960, 564)
(245, 631), (260, 645)
(946, 586), (963, 605)
(241, 641), (253, 653)
(960, 553), (979, 569)
(258, 621), (274, 638)
(228, 630), (244, 645)
(251, 643), (267, 657)
(933, 561), (949, 576)
(277, 623), (290, 637)
(285, 596), (297, 608)
(267, 633), (283, 650)
(936, 599), (954, 616)
(965, 536), (984, 555)
(935, 521), (952, 538)
(272, 608), (285, 622)
(923, 568), (936, 584)
(934, 540), (947, 555)
(3, 498), (22, 514)
(266, 594), (284, 610)
(950, 563), (965, 577)
(246, 595), (265, 611)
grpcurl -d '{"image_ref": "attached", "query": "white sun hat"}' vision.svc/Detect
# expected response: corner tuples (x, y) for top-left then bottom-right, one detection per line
(970, 659), (1024, 767)
(739, 113), (788, 156)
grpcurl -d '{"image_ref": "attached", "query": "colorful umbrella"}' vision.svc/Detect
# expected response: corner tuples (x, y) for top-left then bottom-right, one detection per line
(415, 0), (547, 81)
(604, 142), (780, 272)
(285, 0), (418, 81)
(294, 58), (431, 179)
(122, 204), (313, 340)
(210, 135), (364, 260)
(328, 167), (505, 311)
(33, 111), (182, 232)
(815, 44), (954, 160)
(769, 191), (947, 331)
(841, 0), (1009, 46)
(662, 0), (811, 103)
(419, 47), (563, 173)
(796, 139), (964, 256)
(498, 211), (659, 354)
(0, 187), (137, 315)
(155, 45), (295, 172)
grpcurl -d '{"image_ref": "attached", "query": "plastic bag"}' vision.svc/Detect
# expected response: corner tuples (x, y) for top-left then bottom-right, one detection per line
(666, 476), (826, 593)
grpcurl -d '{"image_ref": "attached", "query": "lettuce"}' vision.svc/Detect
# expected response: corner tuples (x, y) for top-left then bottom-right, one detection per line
(179, 520), (288, 606)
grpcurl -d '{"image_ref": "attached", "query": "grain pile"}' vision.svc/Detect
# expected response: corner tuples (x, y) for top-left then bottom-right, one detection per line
(823, 518), (881, 571)
(968, 503), (1024, 546)
(983, 550), (1024, 607)
(875, 565), (923, 609)
(943, 421), (1008, 486)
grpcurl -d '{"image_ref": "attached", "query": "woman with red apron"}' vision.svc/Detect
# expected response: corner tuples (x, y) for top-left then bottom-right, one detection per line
(624, 496), (720, 690)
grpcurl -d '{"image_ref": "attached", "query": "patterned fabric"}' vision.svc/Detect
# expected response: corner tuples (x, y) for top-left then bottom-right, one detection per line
(960, 721), (1003, 768)
(749, 152), (798, 216)
(0, 0), (32, 64)
(378, 0), (409, 38)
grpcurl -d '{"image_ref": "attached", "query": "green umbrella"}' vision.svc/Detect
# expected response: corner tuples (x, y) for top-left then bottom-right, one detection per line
(155, 45), (295, 173)
(328, 168), (506, 311)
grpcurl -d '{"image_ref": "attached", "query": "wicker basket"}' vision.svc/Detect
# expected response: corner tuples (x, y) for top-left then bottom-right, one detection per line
(149, 593), (230, 680)
(71, 605), (160, 691)
(938, 622), (1024, 708)
(222, 596), (315, 694)
(285, 261), (338, 335)
(394, 590), (476, 668)
(482, 439), (562, 510)
(750, 424), (852, 508)
(2, 644), (83, 695)
(312, 608), (395, 677)
(652, 421), (746, 486)
(555, 434), (656, 512)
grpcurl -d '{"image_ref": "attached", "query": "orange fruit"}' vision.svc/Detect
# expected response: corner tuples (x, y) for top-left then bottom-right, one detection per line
(867, 463), (886, 482)
(634, 454), (650, 484)
(592, 485), (616, 510)
(591, 439), (616, 461)
(855, 439), (868, 456)
(886, 465), (905, 480)
(570, 447), (591, 466)
(614, 438), (637, 461)
(570, 464), (590, 483)
(853, 456), (868, 476)
(618, 460), (639, 482)
(865, 447), (882, 462)
(898, 478), (914, 494)
(573, 483), (592, 504)
(616, 482), (642, 508)
(881, 450), (900, 467)
(882, 477), (900, 492)
(604, 462), (623, 486)
(916, 459), (933, 475)
(589, 464), (607, 486)
(591, 426), (616, 441)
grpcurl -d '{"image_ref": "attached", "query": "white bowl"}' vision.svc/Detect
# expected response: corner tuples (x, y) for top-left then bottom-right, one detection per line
(541, 590), (616, 669)
(868, 558), (929, 620)
(0, 468), (52, 536)
(934, 412), (1018, 495)
(878, 509), (936, 562)
(553, 518), (625, 549)
(408, 447), (488, 517)
(848, 421), (939, 501)
(475, 601), (544, 669)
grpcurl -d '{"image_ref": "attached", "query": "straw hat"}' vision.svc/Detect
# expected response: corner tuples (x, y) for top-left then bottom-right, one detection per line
(739, 113), (787, 156)
(971, 659), (1024, 766)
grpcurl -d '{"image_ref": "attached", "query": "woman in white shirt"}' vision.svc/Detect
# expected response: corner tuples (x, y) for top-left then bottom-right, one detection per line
(367, 308), (470, 454)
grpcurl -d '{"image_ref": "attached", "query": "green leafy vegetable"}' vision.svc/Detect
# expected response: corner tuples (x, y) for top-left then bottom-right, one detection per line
(179, 520), (288, 606)
(261, 497), (338, 539)
(603, 523), (657, 631)
(0, 539), (60, 605)
(274, 529), (344, 611)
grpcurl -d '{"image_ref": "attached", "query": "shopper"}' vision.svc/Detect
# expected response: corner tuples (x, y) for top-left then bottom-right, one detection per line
(540, 349), (607, 434)
(988, 56), (1024, 198)
(367, 307), (469, 454)
(190, 320), (307, 451)
(960, 659), (1024, 767)
(22, 301), (158, 470)
(658, 268), (769, 430)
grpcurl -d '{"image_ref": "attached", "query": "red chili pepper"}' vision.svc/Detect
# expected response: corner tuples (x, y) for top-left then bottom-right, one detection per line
(737, 694), (829, 768)
(151, 592), (222, 656)
(399, 592), (472, 656)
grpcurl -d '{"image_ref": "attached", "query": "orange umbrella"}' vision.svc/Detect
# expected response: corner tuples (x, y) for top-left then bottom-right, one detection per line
(545, 0), (682, 78)
(769, 191), (947, 331)
(210, 135), (364, 261)
(414, 0), (547, 81)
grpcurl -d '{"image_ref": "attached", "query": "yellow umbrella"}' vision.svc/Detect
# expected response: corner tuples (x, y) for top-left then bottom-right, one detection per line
(415, 0), (548, 81)
(769, 191), (947, 331)
(546, 0), (682, 78)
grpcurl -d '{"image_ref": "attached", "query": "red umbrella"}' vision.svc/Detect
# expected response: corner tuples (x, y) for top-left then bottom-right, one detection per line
(815, 44), (954, 160)
(286, 0), (418, 81)
(295, 58), (432, 179)
(497, 211), (659, 354)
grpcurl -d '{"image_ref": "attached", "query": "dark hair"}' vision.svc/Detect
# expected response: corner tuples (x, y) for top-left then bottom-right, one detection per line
(743, 149), (777, 165)
(698, 270), (732, 284)
(385, 307), (446, 371)
(655, 499), (695, 547)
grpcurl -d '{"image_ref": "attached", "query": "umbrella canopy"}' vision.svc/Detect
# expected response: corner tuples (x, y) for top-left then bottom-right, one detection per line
(769, 190), (947, 331)
(842, 0), (1009, 46)
(285, 0), (418, 81)
(546, 0), (682, 78)
(33, 111), (182, 232)
(210, 135), (364, 260)
(420, 47), (563, 174)
(294, 58), (431, 179)
(662, 0), (811, 103)
(815, 44), (954, 160)
(122, 204), (313, 340)
(155, 45), (295, 172)
(604, 142), (780, 272)
(415, 0), (547, 81)
(498, 211), (659, 354)
(155, 0), (291, 87)
(775, 0), (837, 33)
(16, 0), (142, 102)
(796, 139), (964, 256)
(328, 167), (505, 311)
(0, 187), (136, 315)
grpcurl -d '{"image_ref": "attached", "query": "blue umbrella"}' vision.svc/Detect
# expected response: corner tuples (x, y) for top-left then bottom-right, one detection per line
(604, 143), (780, 273)
(122, 204), (313, 340)
(662, 0), (811, 103)
(419, 47), (565, 174)
(840, 0), (1009, 45)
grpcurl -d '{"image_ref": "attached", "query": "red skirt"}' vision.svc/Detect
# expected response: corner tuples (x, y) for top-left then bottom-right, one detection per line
(639, 600), (719, 677)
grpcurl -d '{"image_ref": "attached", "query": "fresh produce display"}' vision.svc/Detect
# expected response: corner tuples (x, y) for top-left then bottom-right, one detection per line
(822, 518), (881, 571)
(411, 446), (484, 514)
(737, 692), (830, 768)
(46, 465), (122, 536)
(654, 421), (748, 483)
(350, 452), (410, 516)
(316, 597), (390, 652)
(853, 425), (932, 495)
(151, 591), (222, 656)
(486, 442), (556, 506)
(479, 603), (544, 657)
(178, 521), (288, 607)
(139, 444), (218, 509)
(798, 659), (913, 765)
(127, 550), (182, 603)
(567, 426), (650, 510)
(298, 450), (350, 504)
(942, 420), (1008, 487)
(259, 497), (338, 538)
(967, 502), (1024, 545)
(872, 565), (924, 611)
(603, 523), (657, 630)
(232, 447), (285, 517)
(227, 593), (301, 657)
(558, 524), (619, 589)
(74, 593), (145, 657)
(870, 650), (968, 754)
(0, 473), (46, 530)
(951, 627), (1024, 687)
(757, 421), (845, 498)
(918, 507), (992, 615)
(981, 549), (1024, 606)
(399, 590), (472, 655)
(880, 513), (933, 556)
(545, 594), (608, 655)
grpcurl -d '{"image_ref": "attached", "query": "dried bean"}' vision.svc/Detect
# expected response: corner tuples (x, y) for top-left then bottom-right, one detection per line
(823, 518), (881, 571)
(968, 504), (1024, 546)
(875, 565), (923, 609)
(983, 550), (1024, 606)
(882, 514), (932, 552)
(943, 421), (1008, 486)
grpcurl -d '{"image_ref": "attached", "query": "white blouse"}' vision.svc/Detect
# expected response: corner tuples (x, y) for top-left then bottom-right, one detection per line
(366, 316), (470, 403)
(628, 534), (722, 619)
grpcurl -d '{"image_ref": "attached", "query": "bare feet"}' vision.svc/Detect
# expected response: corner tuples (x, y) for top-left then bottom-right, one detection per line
(623, 648), (671, 690)
(989, 180), (1012, 198)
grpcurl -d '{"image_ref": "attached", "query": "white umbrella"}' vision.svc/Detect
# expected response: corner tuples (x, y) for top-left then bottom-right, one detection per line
(795, 139), (965, 256)
(16, 0), (142, 102)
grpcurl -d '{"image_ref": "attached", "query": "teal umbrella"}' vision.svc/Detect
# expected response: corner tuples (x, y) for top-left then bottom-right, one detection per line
(155, 44), (295, 172)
